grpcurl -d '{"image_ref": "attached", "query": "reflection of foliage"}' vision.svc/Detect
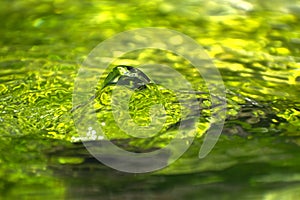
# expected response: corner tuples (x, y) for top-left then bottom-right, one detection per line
(0, 0), (299, 141)
(0, 135), (66, 198)
(1, 0), (300, 198)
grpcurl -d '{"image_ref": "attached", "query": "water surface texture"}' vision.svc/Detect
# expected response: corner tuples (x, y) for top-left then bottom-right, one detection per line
(1, 0), (300, 199)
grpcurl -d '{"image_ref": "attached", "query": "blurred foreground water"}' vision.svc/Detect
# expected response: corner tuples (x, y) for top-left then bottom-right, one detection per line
(1, 0), (300, 199)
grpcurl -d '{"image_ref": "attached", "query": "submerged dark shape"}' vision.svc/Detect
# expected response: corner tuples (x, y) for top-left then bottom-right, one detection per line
(102, 65), (152, 90)
(71, 65), (152, 113)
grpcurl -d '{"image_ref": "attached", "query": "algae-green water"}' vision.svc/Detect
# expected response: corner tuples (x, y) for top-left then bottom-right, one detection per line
(1, 0), (300, 199)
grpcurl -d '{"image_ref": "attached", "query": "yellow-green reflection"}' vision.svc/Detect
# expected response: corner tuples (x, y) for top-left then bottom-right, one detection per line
(1, 0), (300, 198)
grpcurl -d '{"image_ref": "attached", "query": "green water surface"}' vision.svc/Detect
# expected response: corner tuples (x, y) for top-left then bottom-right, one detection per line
(1, 0), (300, 199)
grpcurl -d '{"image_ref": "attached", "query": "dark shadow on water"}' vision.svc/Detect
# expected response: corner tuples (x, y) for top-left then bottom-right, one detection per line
(46, 138), (300, 200)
